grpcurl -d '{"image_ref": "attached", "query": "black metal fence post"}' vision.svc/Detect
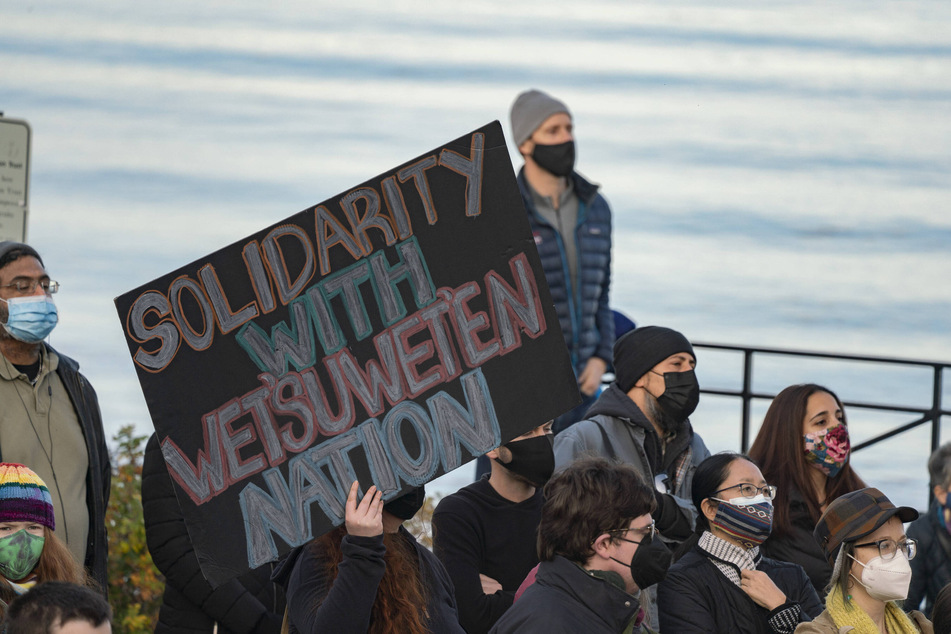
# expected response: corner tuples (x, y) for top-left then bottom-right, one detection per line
(741, 350), (753, 453)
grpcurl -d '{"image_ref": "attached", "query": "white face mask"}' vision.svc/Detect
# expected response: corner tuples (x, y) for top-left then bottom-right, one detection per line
(849, 553), (912, 602)
(719, 494), (772, 507)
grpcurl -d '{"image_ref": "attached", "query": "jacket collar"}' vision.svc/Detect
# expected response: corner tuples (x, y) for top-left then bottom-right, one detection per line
(537, 556), (641, 631)
(517, 167), (601, 208)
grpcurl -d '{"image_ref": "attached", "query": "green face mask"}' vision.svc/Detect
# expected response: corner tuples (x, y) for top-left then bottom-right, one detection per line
(0, 529), (45, 581)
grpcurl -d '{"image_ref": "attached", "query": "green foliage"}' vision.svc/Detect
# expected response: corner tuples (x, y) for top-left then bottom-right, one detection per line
(106, 425), (163, 632)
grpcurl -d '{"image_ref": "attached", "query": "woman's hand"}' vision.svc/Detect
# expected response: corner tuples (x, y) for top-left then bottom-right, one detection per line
(344, 480), (383, 538)
(739, 569), (787, 611)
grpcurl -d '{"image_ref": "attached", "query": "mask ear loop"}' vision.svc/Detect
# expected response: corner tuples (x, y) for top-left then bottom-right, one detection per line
(832, 544), (859, 600)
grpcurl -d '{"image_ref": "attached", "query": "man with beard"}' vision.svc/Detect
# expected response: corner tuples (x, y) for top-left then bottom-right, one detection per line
(554, 325), (709, 546)
(433, 422), (554, 634)
(0, 242), (110, 590)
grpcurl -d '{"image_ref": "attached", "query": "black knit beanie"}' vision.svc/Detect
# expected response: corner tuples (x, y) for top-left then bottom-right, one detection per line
(613, 326), (695, 392)
(0, 241), (43, 269)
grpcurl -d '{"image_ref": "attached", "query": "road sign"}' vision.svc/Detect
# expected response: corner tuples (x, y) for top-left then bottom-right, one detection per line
(0, 117), (31, 242)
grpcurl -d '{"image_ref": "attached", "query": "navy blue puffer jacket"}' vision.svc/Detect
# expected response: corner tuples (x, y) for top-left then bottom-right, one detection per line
(517, 168), (614, 370)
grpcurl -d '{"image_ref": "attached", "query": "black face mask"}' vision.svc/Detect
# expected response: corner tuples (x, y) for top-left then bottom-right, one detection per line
(654, 369), (700, 424)
(493, 434), (555, 487)
(531, 140), (575, 177)
(383, 486), (426, 520)
(610, 531), (672, 590)
(630, 532), (673, 589)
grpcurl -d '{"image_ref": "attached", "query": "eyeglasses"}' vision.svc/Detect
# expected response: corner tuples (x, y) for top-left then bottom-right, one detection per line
(855, 537), (917, 562)
(713, 483), (777, 501)
(1, 280), (60, 295)
(608, 520), (656, 544)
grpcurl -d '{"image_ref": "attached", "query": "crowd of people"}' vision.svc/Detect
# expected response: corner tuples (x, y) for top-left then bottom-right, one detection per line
(0, 87), (948, 634)
(268, 89), (951, 634)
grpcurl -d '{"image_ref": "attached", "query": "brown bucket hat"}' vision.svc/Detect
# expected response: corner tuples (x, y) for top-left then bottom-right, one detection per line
(813, 487), (918, 563)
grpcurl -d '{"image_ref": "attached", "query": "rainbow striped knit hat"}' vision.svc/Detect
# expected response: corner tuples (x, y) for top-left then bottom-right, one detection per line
(0, 463), (55, 530)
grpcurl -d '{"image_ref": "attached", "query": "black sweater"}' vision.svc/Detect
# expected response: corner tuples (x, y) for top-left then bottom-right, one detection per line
(432, 477), (543, 633)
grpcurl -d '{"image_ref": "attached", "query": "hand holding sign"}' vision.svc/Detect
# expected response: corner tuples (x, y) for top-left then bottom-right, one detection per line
(116, 122), (581, 586)
(345, 481), (383, 538)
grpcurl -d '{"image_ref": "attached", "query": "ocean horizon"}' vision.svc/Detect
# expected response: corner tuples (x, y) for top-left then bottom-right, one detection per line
(2, 0), (949, 511)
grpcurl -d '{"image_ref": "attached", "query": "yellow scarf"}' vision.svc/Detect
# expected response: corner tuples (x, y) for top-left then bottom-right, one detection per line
(825, 583), (919, 634)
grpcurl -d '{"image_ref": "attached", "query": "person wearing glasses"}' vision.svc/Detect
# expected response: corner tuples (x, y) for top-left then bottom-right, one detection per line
(658, 453), (822, 633)
(750, 384), (866, 595)
(797, 487), (932, 633)
(0, 241), (110, 593)
(490, 457), (672, 633)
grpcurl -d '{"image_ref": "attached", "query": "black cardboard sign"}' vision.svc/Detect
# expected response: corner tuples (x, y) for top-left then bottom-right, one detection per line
(115, 121), (580, 585)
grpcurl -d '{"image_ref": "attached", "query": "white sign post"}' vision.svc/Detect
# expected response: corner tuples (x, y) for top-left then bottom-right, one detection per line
(0, 117), (31, 243)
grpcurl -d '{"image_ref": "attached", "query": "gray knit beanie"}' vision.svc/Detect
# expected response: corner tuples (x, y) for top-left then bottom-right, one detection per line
(509, 89), (571, 147)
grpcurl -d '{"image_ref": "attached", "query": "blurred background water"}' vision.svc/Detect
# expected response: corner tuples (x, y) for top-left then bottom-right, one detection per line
(2, 0), (949, 510)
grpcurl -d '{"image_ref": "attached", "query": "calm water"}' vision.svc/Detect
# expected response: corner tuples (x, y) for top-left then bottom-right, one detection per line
(2, 0), (950, 510)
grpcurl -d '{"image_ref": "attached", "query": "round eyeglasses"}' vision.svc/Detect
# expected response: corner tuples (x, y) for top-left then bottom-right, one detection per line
(854, 537), (917, 562)
(713, 483), (777, 501)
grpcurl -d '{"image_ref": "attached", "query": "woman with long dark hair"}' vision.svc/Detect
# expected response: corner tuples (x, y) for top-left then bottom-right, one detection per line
(658, 453), (821, 633)
(0, 463), (86, 616)
(272, 481), (465, 634)
(749, 384), (865, 594)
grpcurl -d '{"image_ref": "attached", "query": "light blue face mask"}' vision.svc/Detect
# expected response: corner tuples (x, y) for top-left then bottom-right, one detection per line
(1, 295), (58, 343)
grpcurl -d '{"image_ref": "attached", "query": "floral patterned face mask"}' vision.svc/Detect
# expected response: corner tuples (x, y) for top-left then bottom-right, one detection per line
(803, 421), (850, 478)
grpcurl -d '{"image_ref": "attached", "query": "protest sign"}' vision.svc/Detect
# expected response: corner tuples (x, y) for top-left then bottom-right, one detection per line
(115, 121), (580, 585)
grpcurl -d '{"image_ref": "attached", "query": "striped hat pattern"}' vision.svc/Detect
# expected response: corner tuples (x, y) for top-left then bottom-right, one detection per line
(813, 486), (918, 563)
(0, 463), (55, 530)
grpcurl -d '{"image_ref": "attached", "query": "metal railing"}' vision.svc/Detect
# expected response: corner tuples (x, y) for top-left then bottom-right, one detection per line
(692, 342), (950, 455)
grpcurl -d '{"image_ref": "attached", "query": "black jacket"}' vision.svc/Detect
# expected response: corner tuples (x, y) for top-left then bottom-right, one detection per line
(142, 434), (284, 633)
(657, 546), (823, 633)
(53, 350), (111, 592)
(759, 486), (830, 596)
(272, 529), (464, 634)
(489, 556), (642, 634)
(907, 502), (951, 616)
